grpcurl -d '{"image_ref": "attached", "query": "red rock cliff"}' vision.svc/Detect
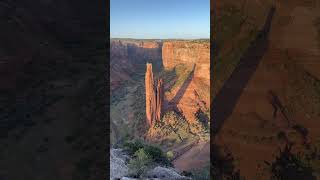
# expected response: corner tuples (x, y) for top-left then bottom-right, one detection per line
(162, 41), (210, 128)
(162, 41), (210, 84)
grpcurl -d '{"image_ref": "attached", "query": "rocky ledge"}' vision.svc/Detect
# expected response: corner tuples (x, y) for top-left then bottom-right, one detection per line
(110, 148), (191, 180)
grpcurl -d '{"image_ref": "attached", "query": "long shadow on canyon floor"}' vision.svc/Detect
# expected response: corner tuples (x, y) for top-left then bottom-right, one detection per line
(212, 6), (276, 136)
(165, 64), (196, 121)
(170, 64), (196, 105)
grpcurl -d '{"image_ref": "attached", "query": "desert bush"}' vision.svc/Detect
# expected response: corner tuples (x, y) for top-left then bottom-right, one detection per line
(159, 111), (192, 141)
(122, 139), (145, 155)
(144, 144), (171, 166)
(128, 148), (152, 177)
(122, 139), (172, 167)
(166, 151), (174, 160)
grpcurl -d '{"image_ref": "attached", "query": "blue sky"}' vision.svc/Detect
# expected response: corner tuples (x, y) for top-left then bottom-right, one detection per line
(110, 0), (210, 39)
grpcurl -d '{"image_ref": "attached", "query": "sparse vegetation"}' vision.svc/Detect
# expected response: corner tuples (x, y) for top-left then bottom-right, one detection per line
(166, 151), (174, 160)
(128, 148), (153, 177)
(182, 165), (211, 180)
(122, 139), (172, 167)
(154, 111), (194, 144)
(120, 139), (173, 178)
(265, 144), (317, 180)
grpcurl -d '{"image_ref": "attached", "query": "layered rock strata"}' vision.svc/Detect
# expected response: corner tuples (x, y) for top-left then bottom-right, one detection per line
(162, 41), (210, 84)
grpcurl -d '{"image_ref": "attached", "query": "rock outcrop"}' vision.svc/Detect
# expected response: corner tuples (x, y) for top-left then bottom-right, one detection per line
(110, 148), (190, 180)
(145, 63), (157, 126)
(110, 149), (130, 179)
(156, 79), (164, 122)
(146, 166), (191, 180)
(145, 63), (164, 127)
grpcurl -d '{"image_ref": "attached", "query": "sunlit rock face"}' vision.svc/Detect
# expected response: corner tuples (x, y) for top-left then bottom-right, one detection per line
(162, 41), (210, 84)
(145, 63), (156, 126)
(145, 63), (164, 127)
(156, 78), (164, 122)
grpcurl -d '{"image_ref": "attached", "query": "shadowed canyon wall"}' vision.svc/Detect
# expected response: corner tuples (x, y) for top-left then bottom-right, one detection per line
(110, 40), (163, 91)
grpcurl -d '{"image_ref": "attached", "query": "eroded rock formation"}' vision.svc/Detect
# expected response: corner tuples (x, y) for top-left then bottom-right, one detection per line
(156, 79), (164, 122)
(145, 63), (164, 127)
(145, 63), (156, 126)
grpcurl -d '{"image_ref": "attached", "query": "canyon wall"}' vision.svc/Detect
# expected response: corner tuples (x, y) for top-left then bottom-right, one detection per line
(161, 40), (210, 128)
(162, 41), (210, 84)
(110, 40), (162, 90)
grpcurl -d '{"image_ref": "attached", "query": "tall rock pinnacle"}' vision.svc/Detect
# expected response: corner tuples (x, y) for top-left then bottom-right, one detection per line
(156, 79), (164, 122)
(145, 63), (164, 127)
(145, 63), (156, 126)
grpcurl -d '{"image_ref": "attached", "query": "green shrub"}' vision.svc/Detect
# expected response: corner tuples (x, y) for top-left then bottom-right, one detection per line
(182, 165), (211, 180)
(166, 151), (174, 160)
(144, 144), (172, 166)
(128, 148), (152, 177)
(122, 139), (172, 167)
(122, 139), (145, 155)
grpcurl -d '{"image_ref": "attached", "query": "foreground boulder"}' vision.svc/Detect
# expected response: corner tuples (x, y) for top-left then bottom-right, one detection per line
(146, 166), (191, 180)
(110, 149), (130, 179)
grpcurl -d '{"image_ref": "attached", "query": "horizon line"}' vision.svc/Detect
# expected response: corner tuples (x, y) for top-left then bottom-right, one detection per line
(110, 37), (210, 40)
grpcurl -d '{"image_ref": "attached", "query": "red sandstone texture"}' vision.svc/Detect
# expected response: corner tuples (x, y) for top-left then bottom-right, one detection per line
(145, 63), (156, 126)
(162, 41), (210, 84)
(162, 41), (210, 127)
(145, 63), (164, 127)
(156, 78), (164, 122)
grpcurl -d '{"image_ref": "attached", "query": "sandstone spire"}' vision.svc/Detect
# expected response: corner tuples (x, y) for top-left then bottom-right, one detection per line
(145, 63), (164, 127)
(155, 78), (164, 122)
(145, 63), (156, 126)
